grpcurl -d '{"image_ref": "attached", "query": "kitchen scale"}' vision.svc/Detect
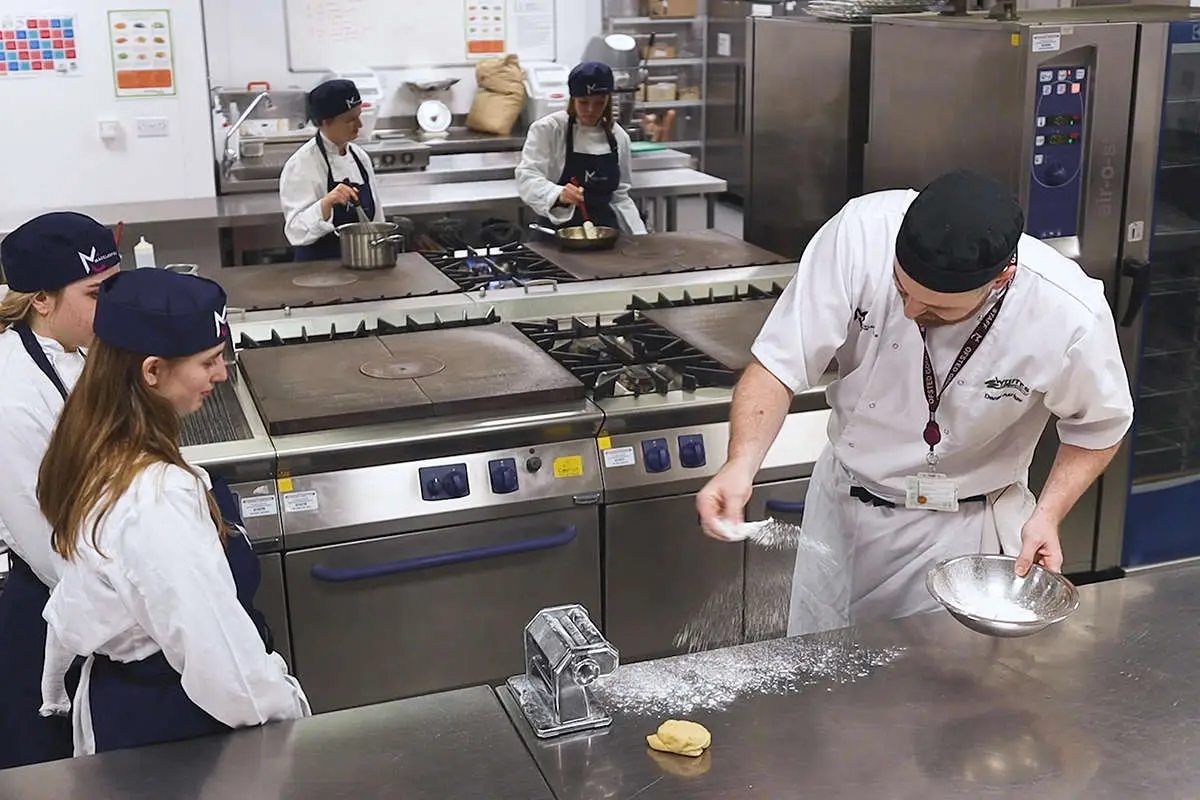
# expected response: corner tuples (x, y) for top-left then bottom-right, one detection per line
(406, 78), (459, 139)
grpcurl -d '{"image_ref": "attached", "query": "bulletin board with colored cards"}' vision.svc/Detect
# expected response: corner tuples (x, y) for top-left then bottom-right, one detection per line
(108, 9), (175, 97)
(0, 14), (81, 78)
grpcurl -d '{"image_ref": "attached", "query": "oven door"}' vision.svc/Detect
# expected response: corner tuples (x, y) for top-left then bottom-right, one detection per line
(744, 477), (810, 643)
(284, 506), (601, 713)
(604, 494), (746, 662)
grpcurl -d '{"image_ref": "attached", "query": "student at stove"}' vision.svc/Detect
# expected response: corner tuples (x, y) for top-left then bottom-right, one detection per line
(280, 77), (384, 261)
(37, 268), (309, 755)
(516, 61), (648, 236)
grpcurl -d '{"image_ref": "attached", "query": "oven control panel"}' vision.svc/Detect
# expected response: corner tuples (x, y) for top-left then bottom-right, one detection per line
(598, 412), (832, 496)
(488, 458), (519, 494)
(420, 464), (470, 501)
(1029, 63), (1089, 240)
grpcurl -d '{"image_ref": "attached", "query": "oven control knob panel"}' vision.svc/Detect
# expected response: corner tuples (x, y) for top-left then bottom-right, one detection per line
(488, 458), (519, 494)
(525, 456), (543, 474)
(642, 438), (671, 473)
(420, 464), (470, 501)
(678, 434), (706, 469)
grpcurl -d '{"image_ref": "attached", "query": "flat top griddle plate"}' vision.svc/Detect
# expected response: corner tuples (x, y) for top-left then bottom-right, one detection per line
(527, 230), (788, 281)
(200, 253), (458, 311)
(238, 323), (585, 436)
(640, 299), (779, 372)
(359, 355), (447, 380)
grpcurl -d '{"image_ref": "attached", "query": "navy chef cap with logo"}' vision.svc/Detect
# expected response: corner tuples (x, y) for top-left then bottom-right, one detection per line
(568, 62), (615, 98)
(895, 170), (1025, 294)
(93, 269), (230, 358)
(307, 78), (362, 124)
(1, 211), (120, 294)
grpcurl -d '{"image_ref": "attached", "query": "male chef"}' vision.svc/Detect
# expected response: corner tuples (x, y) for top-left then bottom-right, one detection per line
(696, 170), (1133, 635)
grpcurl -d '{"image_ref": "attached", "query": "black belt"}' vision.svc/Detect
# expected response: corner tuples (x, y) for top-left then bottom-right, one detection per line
(849, 485), (988, 509)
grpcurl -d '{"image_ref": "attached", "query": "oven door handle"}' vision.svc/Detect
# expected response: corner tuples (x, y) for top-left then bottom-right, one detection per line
(308, 525), (579, 583)
(764, 499), (806, 514)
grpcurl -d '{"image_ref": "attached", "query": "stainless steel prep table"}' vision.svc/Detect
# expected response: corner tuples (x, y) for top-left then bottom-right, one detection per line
(499, 564), (1200, 798)
(0, 686), (554, 800)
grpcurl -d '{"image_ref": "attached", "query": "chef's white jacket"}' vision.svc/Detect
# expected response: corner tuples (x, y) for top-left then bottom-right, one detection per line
(0, 327), (84, 587)
(752, 189), (1134, 500)
(279, 132), (384, 248)
(515, 110), (648, 235)
(41, 462), (310, 755)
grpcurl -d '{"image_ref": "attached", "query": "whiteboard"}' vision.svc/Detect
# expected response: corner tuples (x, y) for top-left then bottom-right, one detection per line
(283, 0), (557, 72)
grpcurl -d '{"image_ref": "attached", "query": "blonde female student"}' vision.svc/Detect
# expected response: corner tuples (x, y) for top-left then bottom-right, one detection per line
(37, 268), (309, 755)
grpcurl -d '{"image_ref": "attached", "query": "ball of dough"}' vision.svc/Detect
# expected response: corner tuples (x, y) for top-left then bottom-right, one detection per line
(646, 719), (711, 757)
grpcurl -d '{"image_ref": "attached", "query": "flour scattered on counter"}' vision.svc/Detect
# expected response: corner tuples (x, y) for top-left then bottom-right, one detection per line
(951, 596), (1040, 623)
(593, 633), (905, 717)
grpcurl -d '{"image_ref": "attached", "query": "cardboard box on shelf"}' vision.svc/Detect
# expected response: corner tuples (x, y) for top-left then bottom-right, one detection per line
(645, 80), (679, 102)
(646, 43), (677, 59)
(647, 0), (700, 17)
(677, 85), (702, 101)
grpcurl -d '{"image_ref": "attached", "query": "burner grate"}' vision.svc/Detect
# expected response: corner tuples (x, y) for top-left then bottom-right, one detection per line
(422, 242), (578, 291)
(628, 283), (787, 310)
(514, 311), (737, 399)
(237, 308), (502, 350)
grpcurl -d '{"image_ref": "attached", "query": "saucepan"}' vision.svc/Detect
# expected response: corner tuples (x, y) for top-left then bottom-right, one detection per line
(334, 221), (406, 270)
(528, 223), (619, 252)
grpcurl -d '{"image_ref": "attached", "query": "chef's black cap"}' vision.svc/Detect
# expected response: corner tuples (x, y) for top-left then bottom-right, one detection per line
(307, 79), (362, 124)
(895, 170), (1024, 294)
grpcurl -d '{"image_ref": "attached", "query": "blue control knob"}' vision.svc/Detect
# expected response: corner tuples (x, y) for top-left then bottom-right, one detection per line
(678, 434), (706, 469)
(488, 458), (519, 494)
(641, 438), (671, 474)
(425, 476), (442, 496)
(446, 471), (468, 497)
(1042, 161), (1069, 187)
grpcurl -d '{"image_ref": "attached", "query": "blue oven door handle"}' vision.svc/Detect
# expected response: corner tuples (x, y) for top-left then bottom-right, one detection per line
(765, 499), (806, 514)
(309, 525), (579, 583)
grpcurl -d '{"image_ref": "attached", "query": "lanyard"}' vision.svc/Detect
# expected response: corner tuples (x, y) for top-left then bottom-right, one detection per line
(919, 282), (1011, 466)
(14, 323), (71, 400)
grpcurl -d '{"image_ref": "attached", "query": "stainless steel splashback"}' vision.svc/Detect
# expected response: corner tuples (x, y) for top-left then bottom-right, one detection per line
(744, 16), (871, 258)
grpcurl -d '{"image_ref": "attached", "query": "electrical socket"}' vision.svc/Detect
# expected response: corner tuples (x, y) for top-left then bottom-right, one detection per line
(135, 117), (169, 138)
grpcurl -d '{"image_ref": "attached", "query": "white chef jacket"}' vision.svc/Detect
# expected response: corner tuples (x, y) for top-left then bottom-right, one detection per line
(752, 189), (1133, 500)
(515, 110), (648, 235)
(279, 132), (384, 248)
(0, 327), (85, 587)
(41, 462), (310, 755)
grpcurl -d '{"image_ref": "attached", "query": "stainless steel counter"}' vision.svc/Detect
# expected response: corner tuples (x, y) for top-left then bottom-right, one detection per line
(0, 150), (705, 235)
(0, 686), (554, 800)
(499, 564), (1200, 798)
(5, 566), (1200, 796)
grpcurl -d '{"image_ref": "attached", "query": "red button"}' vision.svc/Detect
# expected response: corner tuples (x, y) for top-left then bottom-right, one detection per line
(26, 19), (37, 28)
(0, 64), (7, 73)
(42, 60), (52, 69)
(18, 51), (29, 60)
(39, 29), (50, 39)
(17, 41), (26, 49)
(4, 41), (14, 50)
(31, 61), (42, 69)
(2, 31), (13, 39)
(65, 49), (75, 58)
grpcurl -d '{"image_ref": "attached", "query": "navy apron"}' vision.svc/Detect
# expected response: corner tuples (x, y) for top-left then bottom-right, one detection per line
(88, 477), (275, 754)
(0, 325), (77, 769)
(293, 135), (377, 262)
(544, 119), (621, 231)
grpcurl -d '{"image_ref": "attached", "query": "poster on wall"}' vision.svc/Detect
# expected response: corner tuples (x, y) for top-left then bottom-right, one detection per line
(108, 8), (175, 97)
(465, 1), (506, 58)
(0, 13), (81, 78)
(510, 0), (554, 62)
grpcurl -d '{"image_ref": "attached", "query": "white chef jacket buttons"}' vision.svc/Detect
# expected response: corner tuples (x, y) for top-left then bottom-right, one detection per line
(869, 403), (877, 409)
(892, 343), (900, 350)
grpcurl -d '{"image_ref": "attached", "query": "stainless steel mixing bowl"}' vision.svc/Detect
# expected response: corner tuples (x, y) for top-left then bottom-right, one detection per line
(926, 554), (1080, 638)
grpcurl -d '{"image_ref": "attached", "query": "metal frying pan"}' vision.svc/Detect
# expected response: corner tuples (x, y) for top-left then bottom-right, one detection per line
(528, 223), (619, 252)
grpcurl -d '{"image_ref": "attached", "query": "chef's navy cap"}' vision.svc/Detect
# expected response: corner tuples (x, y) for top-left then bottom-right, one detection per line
(568, 62), (615, 98)
(895, 170), (1024, 294)
(307, 78), (362, 123)
(94, 269), (229, 359)
(1, 212), (120, 294)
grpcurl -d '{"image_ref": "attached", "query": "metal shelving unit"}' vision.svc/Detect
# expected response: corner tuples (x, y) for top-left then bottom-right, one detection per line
(604, 2), (708, 168)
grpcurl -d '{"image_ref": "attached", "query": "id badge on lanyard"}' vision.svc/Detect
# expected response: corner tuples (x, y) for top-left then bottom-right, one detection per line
(904, 279), (1012, 513)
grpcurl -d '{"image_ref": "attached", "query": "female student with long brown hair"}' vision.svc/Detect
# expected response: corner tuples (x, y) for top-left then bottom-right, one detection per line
(0, 212), (119, 769)
(37, 268), (309, 755)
